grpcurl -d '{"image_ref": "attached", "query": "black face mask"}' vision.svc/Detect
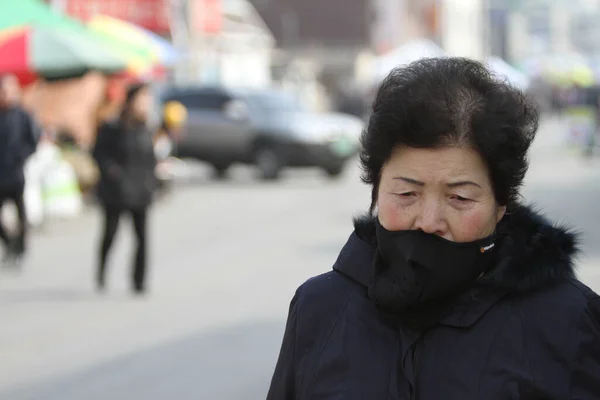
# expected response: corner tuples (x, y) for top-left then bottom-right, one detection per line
(369, 220), (497, 319)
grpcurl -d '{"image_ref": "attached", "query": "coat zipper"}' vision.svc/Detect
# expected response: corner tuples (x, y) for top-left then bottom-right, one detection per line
(410, 339), (421, 400)
(412, 340), (421, 371)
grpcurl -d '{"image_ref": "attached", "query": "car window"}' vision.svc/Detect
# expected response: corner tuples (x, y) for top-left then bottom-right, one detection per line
(167, 94), (195, 109)
(199, 94), (232, 110)
(246, 92), (304, 112)
(168, 93), (232, 111)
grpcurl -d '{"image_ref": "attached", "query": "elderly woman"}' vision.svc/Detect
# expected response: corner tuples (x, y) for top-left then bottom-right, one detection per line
(267, 58), (600, 399)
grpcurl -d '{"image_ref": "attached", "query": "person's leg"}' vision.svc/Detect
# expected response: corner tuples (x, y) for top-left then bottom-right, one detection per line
(98, 207), (121, 290)
(131, 207), (148, 294)
(0, 195), (10, 260)
(12, 187), (27, 260)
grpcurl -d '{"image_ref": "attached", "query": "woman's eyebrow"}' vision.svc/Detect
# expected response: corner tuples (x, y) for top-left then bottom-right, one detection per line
(447, 181), (482, 189)
(393, 176), (424, 186)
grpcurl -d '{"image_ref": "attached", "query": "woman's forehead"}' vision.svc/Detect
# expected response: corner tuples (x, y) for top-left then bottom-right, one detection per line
(383, 146), (489, 182)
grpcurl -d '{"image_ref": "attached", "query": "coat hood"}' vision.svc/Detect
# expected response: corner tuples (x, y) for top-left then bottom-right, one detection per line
(344, 204), (580, 294)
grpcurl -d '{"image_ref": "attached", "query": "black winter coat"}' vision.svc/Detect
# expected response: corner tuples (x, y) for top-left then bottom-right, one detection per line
(0, 106), (40, 190)
(267, 206), (600, 399)
(93, 120), (157, 210)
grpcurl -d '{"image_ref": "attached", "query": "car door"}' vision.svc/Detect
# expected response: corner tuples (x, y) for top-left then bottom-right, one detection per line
(166, 93), (206, 159)
(218, 96), (254, 158)
(176, 92), (249, 161)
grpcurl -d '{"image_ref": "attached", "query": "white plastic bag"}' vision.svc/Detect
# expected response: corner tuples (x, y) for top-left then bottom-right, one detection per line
(42, 160), (83, 219)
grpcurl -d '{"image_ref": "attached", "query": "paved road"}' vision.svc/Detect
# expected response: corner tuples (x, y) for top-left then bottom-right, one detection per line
(0, 117), (599, 400)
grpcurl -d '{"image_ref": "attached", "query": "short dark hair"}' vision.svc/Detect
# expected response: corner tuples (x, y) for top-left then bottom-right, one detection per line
(125, 82), (149, 107)
(360, 57), (538, 213)
(120, 82), (150, 121)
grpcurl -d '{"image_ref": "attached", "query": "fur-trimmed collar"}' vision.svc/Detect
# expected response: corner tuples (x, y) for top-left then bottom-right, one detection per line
(352, 204), (580, 293)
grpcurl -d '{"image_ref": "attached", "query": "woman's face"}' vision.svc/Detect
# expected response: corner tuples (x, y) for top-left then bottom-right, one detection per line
(0, 75), (20, 108)
(377, 146), (506, 243)
(131, 88), (151, 121)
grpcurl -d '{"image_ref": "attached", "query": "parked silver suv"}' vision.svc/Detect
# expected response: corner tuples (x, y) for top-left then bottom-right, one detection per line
(162, 87), (364, 180)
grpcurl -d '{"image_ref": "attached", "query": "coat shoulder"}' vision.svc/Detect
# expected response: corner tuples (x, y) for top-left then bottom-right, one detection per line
(524, 278), (599, 309)
(292, 271), (366, 350)
(98, 120), (120, 135)
(511, 278), (600, 335)
(566, 278), (600, 303)
(296, 270), (366, 313)
(13, 107), (29, 121)
(559, 279), (600, 326)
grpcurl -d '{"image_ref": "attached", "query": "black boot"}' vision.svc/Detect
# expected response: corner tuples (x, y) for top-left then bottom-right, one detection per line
(96, 266), (106, 293)
(132, 282), (146, 296)
(2, 240), (19, 268)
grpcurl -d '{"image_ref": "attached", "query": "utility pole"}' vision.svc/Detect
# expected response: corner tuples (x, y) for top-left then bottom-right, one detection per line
(166, 0), (191, 83)
(487, 0), (511, 59)
(441, 0), (486, 60)
(167, 0), (190, 52)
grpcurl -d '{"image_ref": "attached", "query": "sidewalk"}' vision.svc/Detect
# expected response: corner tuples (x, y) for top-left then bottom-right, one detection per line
(526, 115), (600, 186)
(525, 115), (600, 290)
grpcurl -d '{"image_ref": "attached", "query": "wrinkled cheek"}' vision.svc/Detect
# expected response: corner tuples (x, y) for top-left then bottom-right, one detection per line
(451, 211), (494, 242)
(377, 200), (413, 231)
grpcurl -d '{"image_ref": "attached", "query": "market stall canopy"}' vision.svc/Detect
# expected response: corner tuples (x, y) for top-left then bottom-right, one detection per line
(0, 0), (65, 28)
(0, 0), (154, 81)
(521, 53), (595, 87)
(0, 25), (127, 84)
(570, 65), (595, 88)
(87, 14), (180, 66)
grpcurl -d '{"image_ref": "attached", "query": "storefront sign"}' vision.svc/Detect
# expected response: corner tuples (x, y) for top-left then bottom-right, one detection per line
(192, 0), (222, 34)
(65, 0), (170, 33)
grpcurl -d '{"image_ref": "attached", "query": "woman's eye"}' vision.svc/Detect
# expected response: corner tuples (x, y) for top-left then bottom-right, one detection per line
(451, 195), (472, 202)
(398, 192), (416, 198)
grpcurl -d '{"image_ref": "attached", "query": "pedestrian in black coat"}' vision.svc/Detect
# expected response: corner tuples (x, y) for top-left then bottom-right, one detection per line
(267, 58), (600, 399)
(0, 74), (39, 266)
(92, 83), (157, 294)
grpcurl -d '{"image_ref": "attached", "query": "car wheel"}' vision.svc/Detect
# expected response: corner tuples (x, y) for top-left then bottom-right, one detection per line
(212, 164), (230, 180)
(255, 147), (281, 180)
(324, 164), (345, 179)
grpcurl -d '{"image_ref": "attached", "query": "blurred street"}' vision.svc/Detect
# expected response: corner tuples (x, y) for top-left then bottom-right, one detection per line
(0, 116), (599, 400)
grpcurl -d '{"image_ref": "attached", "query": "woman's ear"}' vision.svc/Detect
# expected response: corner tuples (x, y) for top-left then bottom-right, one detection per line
(370, 183), (379, 216)
(496, 205), (507, 223)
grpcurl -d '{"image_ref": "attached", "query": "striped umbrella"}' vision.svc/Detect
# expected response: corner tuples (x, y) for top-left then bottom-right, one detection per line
(0, 0), (61, 29)
(0, 0), (154, 80)
(0, 25), (127, 84)
(87, 14), (180, 67)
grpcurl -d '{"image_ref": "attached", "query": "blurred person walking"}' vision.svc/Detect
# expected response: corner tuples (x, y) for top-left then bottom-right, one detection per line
(155, 100), (187, 151)
(584, 84), (600, 158)
(0, 74), (40, 266)
(92, 83), (157, 295)
(153, 100), (187, 197)
(95, 78), (126, 129)
(267, 58), (600, 399)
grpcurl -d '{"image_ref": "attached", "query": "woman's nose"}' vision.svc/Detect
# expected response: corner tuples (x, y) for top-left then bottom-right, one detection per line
(414, 201), (448, 237)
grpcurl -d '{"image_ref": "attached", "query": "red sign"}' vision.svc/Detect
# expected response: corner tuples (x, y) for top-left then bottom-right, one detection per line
(192, 0), (222, 34)
(65, 0), (170, 34)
